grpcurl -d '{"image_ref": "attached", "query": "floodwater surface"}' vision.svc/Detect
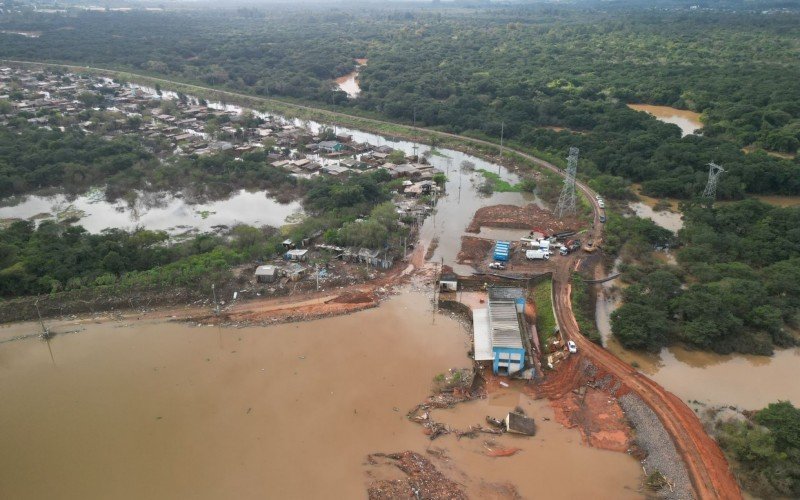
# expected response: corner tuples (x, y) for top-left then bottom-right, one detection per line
(627, 104), (703, 137)
(596, 276), (800, 409)
(0, 292), (643, 499)
(629, 202), (684, 232)
(336, 58), (367, 98)
(0, 189), (302, 234)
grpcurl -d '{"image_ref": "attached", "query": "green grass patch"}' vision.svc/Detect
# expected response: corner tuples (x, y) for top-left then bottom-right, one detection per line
(571, 272), (602, 344)
(477, 169), (535, 193)
(533, 278), (557, 356)
(477, 169), (521, 192)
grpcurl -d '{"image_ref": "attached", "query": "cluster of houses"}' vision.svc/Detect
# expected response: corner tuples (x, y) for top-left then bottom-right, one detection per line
(2, 67), (446, 193)
(2, 67), (440, 283)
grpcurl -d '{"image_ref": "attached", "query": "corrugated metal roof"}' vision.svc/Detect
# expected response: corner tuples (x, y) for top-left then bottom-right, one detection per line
(488, 298), (523, 349)
(488, 287), (526, 301)
(472, 308), (493, 361)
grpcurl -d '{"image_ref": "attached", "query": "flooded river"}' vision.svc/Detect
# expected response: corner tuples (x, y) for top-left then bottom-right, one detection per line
(627, 104), (703, 137)
(0, 292), (643, 499)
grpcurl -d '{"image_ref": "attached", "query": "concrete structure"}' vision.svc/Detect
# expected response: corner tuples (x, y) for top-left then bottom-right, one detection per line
(284, 249), (309, 261)
(472, 308), (493, 362)
(439, 273), (458, 292)
(487, 287), (528, 375)
(255, 265), (279, 283)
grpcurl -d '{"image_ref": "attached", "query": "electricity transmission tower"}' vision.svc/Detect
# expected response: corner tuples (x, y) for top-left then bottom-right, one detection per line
(702, 162), (725, 200)
(555, 147), (579, 218)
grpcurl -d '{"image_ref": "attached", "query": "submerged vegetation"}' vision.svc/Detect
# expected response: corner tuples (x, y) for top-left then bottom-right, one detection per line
(610, 200), (800, 355)
(717, 401), (800, 498)
(476, 169), (535, 194)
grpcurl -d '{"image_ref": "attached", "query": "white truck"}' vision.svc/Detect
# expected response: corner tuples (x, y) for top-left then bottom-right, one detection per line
(525, 249), (550, 260)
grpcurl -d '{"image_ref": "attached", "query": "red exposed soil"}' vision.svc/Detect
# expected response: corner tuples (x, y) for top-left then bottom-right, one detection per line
(528, 356), (633, 453)
(457, 236), (493, 264)
(552, 275), (742, 500)
(327, 291), (376, 304)
(466, 203), (582, 234)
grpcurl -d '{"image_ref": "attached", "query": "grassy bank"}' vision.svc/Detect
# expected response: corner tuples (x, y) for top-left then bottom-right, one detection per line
(533, 278), (557, 356)
(571, 272), (602, 344)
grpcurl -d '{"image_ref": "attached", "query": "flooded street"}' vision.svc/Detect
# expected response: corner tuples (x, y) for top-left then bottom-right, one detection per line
(627, 104), (703, 137)
(0, 292), (643, 499)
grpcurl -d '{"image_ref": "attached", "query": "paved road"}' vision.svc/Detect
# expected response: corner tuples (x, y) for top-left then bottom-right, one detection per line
(4, 59), (740, 499)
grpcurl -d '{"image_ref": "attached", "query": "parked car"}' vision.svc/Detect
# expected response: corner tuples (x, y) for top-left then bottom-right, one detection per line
(597, 199), (605, 209)
(488, 262), (506, 270)
(599, 214), (606, 223)
(567, 340), (578, 353)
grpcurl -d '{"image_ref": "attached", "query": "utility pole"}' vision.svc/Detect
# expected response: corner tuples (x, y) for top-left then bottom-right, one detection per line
(412, 108), (418, 159)
(35, 297), (51, 340)
(211, 284), (220, 315)
(498, 121), (504, 175)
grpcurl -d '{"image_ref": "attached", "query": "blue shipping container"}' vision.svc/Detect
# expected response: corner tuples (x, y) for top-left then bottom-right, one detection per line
(493, 241), (511, 261)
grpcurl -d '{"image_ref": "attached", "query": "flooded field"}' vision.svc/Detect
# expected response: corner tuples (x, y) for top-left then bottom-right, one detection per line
(628, 183), (683, 232)
(753, 195), (800, 208)
(627, 104), (703, 137)
(0, 189), (302, 234)
(629, 202), (683, 232)
(0, 292), (643, 499)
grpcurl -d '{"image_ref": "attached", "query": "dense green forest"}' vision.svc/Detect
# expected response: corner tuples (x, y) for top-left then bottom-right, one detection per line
(610, 200), (800, 355)
(1, 4), (797, 199)
(717, 401), (800, 497)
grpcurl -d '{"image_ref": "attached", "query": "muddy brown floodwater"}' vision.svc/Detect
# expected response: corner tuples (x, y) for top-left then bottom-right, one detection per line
(0, 291), (643, 499)
(627, 104), (703, 137)
(596, 276), (800, 409)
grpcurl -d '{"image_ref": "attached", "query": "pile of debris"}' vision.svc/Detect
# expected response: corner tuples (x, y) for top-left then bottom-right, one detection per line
(366, 451), (468, 500)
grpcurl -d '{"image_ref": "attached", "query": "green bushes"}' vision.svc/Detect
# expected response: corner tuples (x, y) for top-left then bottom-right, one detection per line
(571, 273), (601, 345)
(533, 278), (556, 352)
(718, 401), (800, 498)
(611, 201), (800, 355)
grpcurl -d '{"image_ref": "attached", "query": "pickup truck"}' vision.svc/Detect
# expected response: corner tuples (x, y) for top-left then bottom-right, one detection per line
(559, 239), (582, 256)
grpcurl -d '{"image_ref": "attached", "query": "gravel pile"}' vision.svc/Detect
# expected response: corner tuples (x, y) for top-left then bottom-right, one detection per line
(619, 393), (694, 500)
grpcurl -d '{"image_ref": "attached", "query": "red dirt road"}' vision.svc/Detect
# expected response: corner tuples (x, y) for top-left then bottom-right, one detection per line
(552, 277), (741, 500)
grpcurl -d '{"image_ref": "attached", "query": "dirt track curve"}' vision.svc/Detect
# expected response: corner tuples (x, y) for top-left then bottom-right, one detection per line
(2, 59), (742, 499)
